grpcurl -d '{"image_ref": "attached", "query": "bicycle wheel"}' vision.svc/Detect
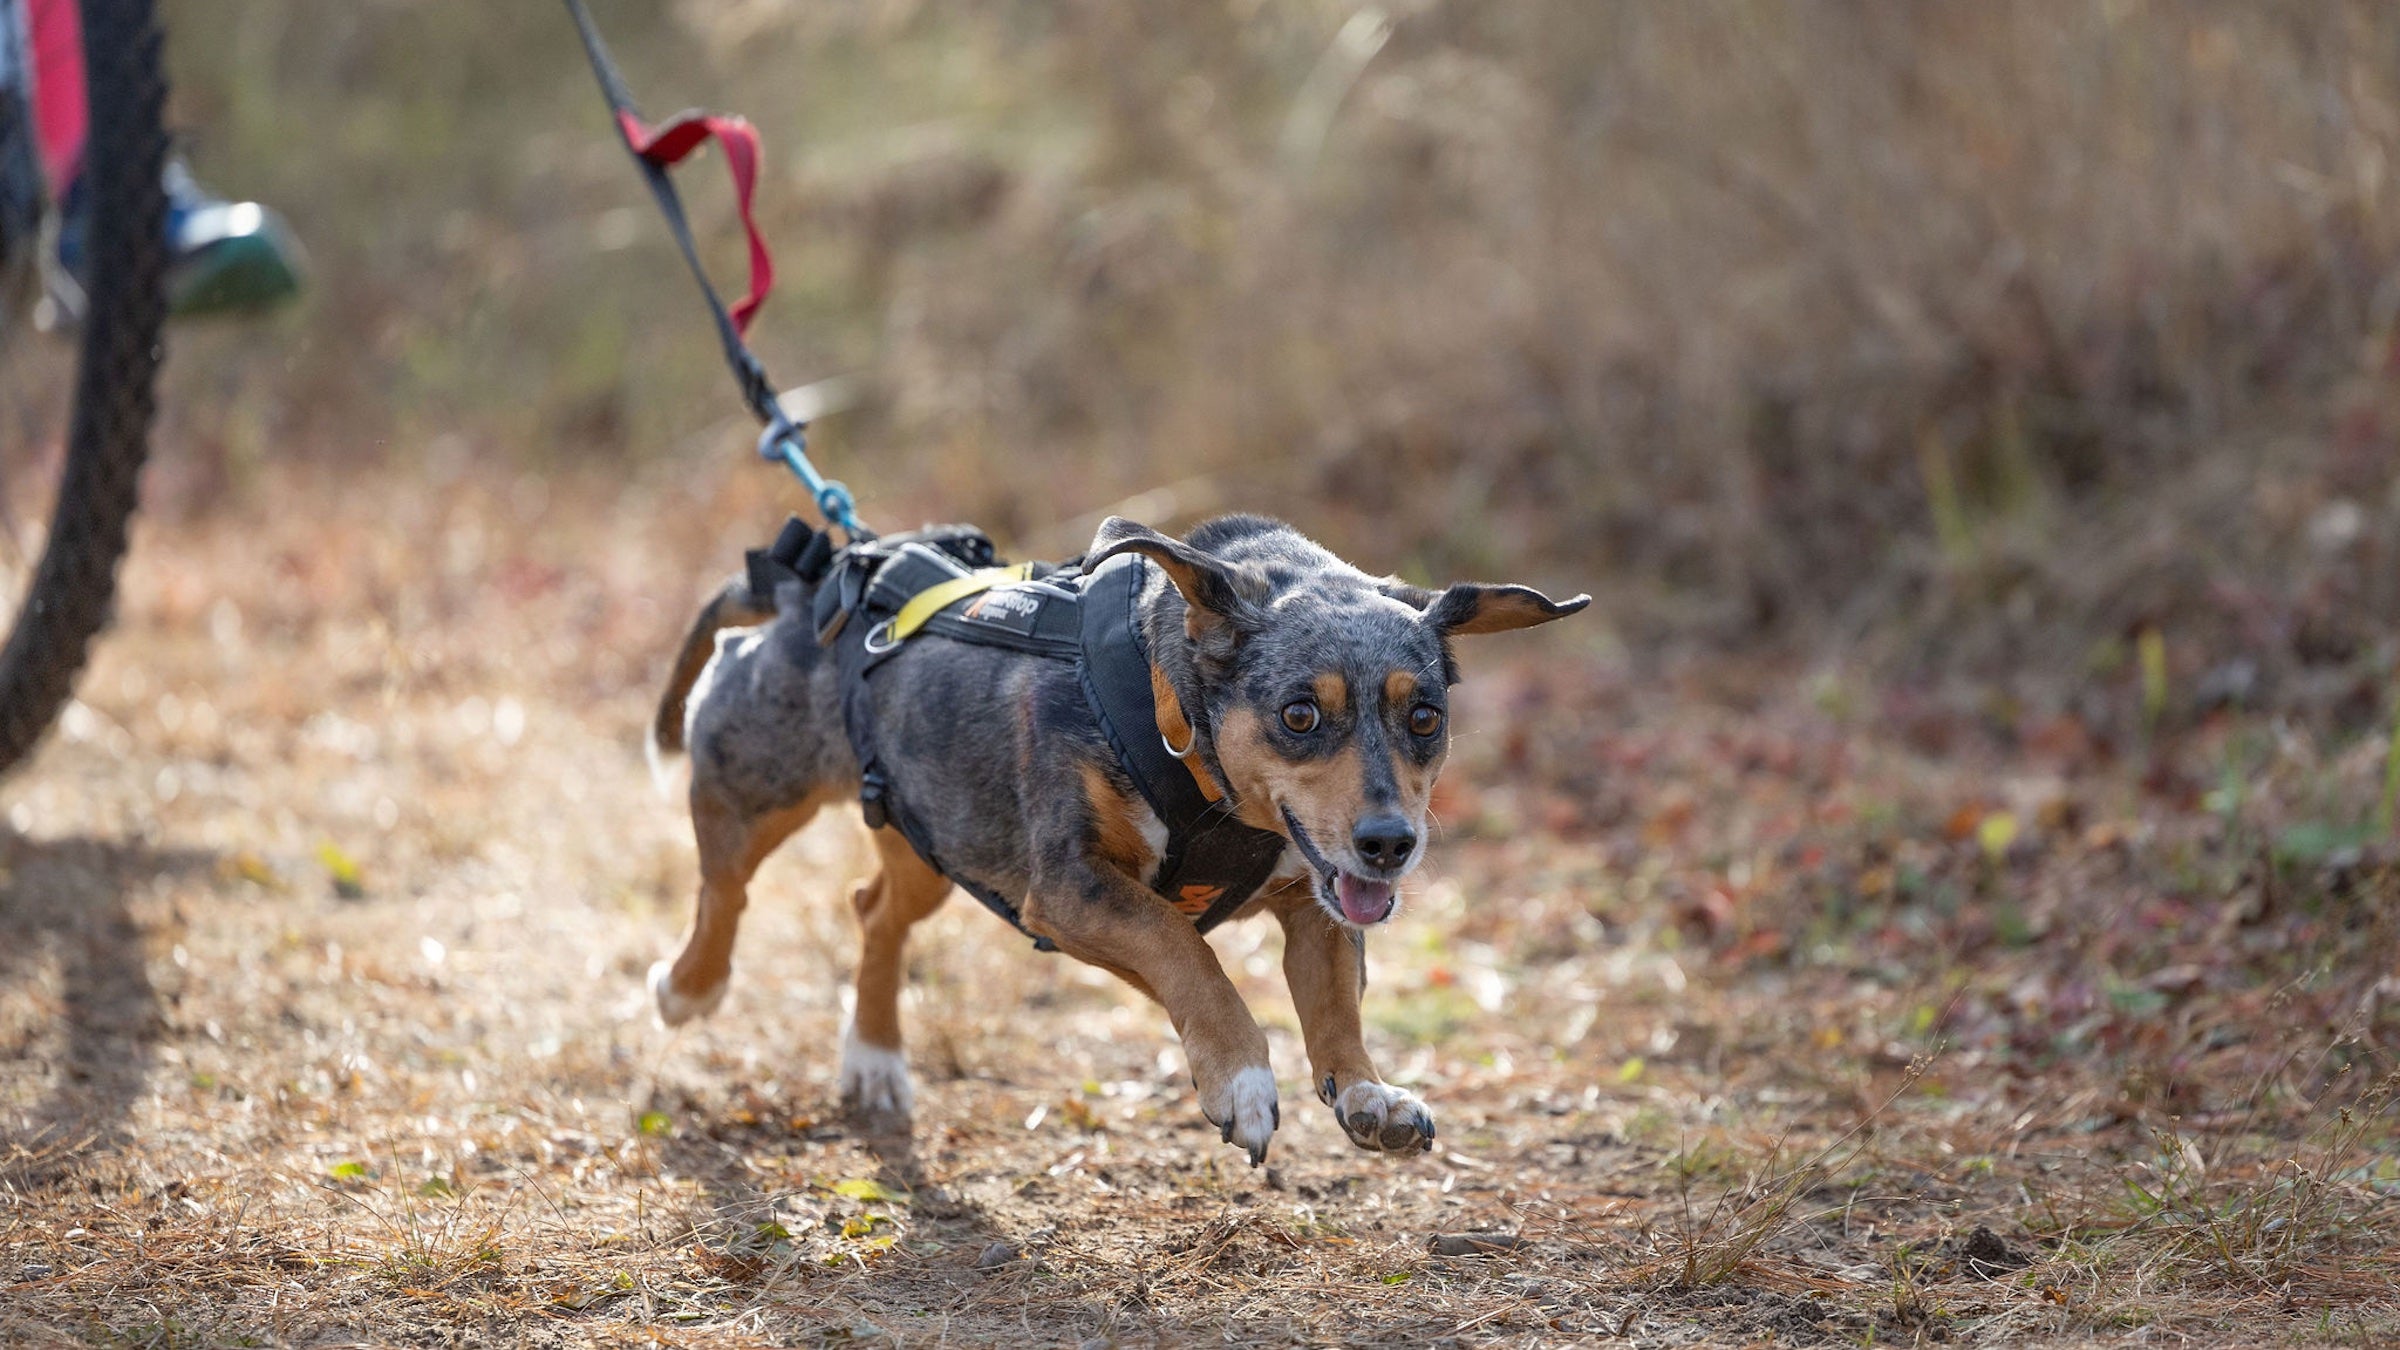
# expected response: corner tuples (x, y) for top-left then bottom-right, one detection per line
(0, 0), (167, 778)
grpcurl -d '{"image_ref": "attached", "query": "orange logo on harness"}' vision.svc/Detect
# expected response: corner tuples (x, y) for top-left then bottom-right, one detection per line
(1176, 884), (1223, 915)
(965, 588), (1040, 622)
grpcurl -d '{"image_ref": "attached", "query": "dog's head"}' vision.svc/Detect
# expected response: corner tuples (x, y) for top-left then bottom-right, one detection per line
(1091, 514), (1588, 929)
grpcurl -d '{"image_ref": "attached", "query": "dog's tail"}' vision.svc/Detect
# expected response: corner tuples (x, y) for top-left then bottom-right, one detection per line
(648, 578), (776, 787)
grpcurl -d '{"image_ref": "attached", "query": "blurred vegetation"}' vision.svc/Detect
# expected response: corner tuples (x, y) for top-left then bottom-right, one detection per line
(159, 0), (2400, 718)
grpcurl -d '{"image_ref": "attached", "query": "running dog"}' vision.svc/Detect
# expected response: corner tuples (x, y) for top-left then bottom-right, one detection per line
(646, 513), (1585, 1163)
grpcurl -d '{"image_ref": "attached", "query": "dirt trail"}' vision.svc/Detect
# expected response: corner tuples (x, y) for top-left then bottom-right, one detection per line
(3, 472), (2395, 1347)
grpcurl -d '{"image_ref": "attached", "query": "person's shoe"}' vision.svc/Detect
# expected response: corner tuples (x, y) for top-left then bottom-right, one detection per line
(158, 159), (301, 316)
(51, 157), (302, 320)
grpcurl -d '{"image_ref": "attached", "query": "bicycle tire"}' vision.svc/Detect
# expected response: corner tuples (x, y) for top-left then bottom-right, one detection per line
(0, 0), (167, 777)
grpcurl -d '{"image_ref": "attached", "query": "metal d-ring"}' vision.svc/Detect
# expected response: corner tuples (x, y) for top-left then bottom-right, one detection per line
(861, 619), (900, 656)
(1161, 727), (1196, 760)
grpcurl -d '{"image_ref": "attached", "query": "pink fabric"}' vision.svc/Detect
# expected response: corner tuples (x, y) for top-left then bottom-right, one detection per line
(26, 0), (86, 193)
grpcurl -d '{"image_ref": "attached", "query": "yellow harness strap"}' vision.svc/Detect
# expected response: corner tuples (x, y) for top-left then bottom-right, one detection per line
(886, 563), (1036, 641)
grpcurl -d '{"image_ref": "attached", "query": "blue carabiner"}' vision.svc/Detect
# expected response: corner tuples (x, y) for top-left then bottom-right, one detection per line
(757, 413), (868, 539)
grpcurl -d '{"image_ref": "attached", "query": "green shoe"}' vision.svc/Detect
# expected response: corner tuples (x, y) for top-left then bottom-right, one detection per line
(161, 161), (302, 317)
(52, 158), (302, 321)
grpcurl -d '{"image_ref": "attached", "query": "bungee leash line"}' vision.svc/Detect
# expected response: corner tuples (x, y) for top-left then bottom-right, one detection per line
(560, 0), (871, 540)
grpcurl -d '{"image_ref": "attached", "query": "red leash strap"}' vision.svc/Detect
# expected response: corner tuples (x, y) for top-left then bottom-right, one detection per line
(615, 109), (774, 337)
(564, 0), (781, 423)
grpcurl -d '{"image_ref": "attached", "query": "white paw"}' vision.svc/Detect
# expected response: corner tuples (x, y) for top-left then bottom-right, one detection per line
(649, 960), (727, 1028)
(1203, 1065), (1280, 1166)
(1330, 1079), (1436, 1154)
(837, 1025), (914, 1118)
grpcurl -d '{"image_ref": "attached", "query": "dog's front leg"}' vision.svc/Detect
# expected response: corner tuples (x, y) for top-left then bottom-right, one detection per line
(1274, 892), (1436, 1154)
(1023, 872), (1279, 1164)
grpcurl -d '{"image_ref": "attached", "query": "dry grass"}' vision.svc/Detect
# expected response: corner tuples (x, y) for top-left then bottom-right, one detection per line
(8, 5), (2395, 1344)
(2, 464), (2395, 1346)
(150, 1), (2400, 711)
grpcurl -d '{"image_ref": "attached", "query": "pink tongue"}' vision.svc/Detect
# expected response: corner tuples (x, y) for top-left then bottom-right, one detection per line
(1335, 874), (1396, 924)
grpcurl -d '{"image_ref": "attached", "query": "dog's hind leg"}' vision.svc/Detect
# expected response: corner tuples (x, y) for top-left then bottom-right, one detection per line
(838, 825), (952, 1117)
(650, 787), (828, 1027)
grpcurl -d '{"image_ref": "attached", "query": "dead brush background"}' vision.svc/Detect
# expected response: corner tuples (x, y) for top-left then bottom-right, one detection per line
(4, 1), (2400, 1345)
(168, 0), (2400, 709)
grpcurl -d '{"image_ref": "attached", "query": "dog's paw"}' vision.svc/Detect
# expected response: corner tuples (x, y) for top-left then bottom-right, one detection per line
(1332, 1079), (1435, 1154)
(838, 1026), (914, 1119)
(649, 959), (726, 1028)
(1202, 1065), (1279, 1166)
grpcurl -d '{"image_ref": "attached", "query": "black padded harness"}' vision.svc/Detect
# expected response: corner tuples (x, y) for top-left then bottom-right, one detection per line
(750, 519), (1288, 949)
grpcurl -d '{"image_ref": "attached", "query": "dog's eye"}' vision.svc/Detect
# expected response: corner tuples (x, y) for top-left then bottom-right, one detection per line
(1281, 700), (1321, 734)
(1409, 704), (1444, 737)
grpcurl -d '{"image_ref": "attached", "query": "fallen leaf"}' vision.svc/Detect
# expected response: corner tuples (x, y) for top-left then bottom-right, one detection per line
(221, 852), (281, 889)
(1427, 1232), (1524, 1257)
(1977, 812), (2019, 860)
(831, 1177), (905, 1203)
(316, 841), (366, 899)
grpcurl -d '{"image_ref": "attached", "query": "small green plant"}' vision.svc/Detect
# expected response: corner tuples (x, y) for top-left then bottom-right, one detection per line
(1658, 1055), (1933, 1286)
(2380, 674), (2400, 838)
(1918, 427), (1976, 571)
(313, 1149), (518, 1295)
(2095, 1066), (2400, 1289)
(2138, 627), (2169, 740)
(1885, 1239), (1943, 1330)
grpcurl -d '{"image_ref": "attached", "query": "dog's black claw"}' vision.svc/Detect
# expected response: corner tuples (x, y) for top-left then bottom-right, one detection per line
(1220, 1119), (1234, 1145)
(1271, 1100), (1280, 1130)
(1248, 1140), (1268, 1167)
(1320, 1074), (1338, 1106)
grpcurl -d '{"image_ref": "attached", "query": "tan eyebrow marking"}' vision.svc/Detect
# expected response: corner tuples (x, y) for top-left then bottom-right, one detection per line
(1384, 670), (1419, 709)
(1311, 672), (1348, 717)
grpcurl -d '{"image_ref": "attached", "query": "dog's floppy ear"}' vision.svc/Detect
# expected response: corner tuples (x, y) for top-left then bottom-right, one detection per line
(1089, 517), (1264, 651)
(1398, 580), (1591, 636)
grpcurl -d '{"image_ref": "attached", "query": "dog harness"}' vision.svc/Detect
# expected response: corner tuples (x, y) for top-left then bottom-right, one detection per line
(748, 519), (1289, 949)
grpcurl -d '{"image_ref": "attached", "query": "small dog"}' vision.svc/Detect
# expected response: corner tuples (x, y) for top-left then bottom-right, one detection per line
(647, 514), (1584, 1162)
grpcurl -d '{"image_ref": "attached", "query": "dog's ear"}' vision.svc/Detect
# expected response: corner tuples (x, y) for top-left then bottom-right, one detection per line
(1089, 517), (1265, 651)
(1405, 581), (1591, 636)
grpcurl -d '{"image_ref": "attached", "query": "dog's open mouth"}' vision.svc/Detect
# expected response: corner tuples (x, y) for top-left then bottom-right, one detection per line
(1332, 873), (1396, 925)
(1281, 807), (1398, 926)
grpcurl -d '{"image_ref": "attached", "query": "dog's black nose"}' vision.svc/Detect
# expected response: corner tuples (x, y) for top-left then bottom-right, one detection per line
(1352, 815), (1416, 870)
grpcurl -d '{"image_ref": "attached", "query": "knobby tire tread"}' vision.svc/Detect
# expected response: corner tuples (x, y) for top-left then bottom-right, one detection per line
(0, 0), (167, 777)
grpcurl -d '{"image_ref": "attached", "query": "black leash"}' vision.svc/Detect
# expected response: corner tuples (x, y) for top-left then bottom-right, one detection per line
(560, 0), (868, 538)
(562, 10), (1291, 943)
